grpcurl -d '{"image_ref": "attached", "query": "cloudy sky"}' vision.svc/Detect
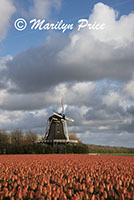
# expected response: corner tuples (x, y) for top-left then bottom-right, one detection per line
(0, 0), (134, 147)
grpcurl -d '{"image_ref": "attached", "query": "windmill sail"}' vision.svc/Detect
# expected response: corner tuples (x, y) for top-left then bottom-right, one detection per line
(61, 97), (64, 115)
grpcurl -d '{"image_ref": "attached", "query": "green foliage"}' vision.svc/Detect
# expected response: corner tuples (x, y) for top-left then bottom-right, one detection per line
(72, 143), (89, 154)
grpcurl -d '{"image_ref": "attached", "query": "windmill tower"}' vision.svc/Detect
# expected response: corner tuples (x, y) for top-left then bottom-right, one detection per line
(44, 100), (77, 144)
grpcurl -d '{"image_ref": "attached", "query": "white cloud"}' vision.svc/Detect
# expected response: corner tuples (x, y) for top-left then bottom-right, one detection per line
(80, 131), (134, 147)
(0, 90), (7, 105)
(0, 55), (13, 70)
(0, 109), (48, 130)
(29, 0), (62, 18)
(89, 3), (134, 47)
(54, 82), (96, 105)
(58, 3), (134, 80)
(0, 81), (96, 111)
(102, 91), (125, 108)
(124, 80), (134, 99)
(0, 0), (16, 42)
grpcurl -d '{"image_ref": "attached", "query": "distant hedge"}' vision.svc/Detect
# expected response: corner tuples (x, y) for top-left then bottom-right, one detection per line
(0, 143), (89, 154)
(87, 144), (134, 154)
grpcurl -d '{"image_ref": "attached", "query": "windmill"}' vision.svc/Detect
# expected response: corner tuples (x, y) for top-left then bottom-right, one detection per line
(44, 99), (77, 144)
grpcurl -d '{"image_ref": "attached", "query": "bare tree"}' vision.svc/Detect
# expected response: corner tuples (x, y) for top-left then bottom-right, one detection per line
(69, 133), (81, 143)
(0, 129), (9, 146)
(25, 131), (38, 145)
(11, 129), (24, 146)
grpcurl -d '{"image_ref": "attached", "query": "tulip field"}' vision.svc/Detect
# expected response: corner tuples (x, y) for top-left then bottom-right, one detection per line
(0, 155), (134, 200)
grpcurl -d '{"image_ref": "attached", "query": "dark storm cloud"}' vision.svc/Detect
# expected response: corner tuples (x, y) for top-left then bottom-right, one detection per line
(5, 41), (134, 94)
(119, 120), (134, 133)
(6, 34), (69, 93)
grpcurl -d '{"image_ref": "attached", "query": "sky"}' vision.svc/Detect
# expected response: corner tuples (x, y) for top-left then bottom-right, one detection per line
(0, 0), (134, 147)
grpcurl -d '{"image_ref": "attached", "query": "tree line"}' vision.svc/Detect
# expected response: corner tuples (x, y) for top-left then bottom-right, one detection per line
(0, 130), (88, 154)
(0, 129), (134, 154)
(0, 129), (39, 154)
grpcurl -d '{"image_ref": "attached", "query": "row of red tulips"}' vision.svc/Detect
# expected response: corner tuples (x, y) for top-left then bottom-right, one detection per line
(0, 154), (134, 199)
